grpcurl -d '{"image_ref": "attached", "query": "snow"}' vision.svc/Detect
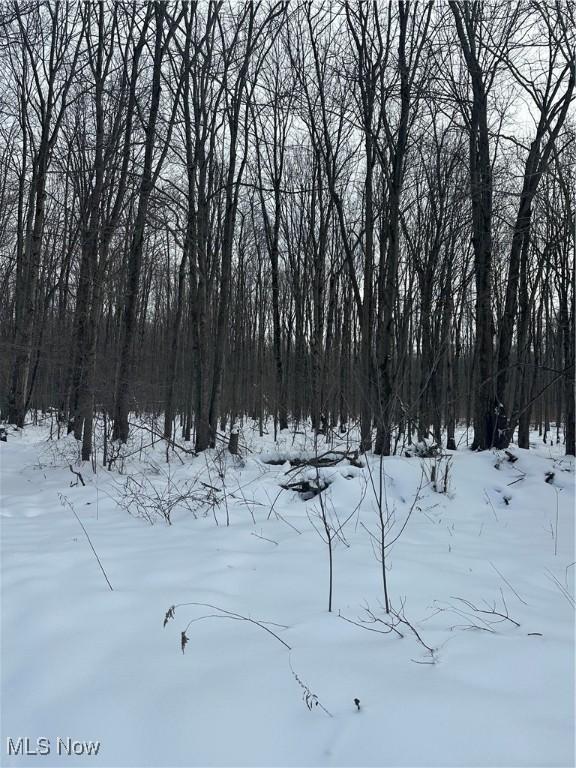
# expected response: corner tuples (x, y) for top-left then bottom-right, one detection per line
(1, 423), (574, 767)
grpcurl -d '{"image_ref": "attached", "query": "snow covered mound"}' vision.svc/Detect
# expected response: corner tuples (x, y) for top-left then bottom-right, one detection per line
(1, 425), (574, 767)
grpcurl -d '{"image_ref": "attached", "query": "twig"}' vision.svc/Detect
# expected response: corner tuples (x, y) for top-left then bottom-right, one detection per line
(165, 602), (291, 649)
(165, 601), (333, 716)
(489, 561), (528, 605)
(58, 493), (113, 591)
(265, 488), (284, 520)
(483, 489), (499, 522)
(544, 568), (575, 609)
(251, 530), (279, 546)
(338, 609), (404, 639)
(553, 487), (559, 557)
(288, 655), (333, 717)
(69, 464), (85, 486)
(392, 602), (436, 654)
(451, 594), (520, 628)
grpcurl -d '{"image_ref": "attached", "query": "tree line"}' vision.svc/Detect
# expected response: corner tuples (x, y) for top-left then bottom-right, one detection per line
(0, 0), (574, 460)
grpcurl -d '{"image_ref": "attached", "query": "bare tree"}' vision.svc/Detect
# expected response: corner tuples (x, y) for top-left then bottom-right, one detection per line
(4, 1), (85, 427)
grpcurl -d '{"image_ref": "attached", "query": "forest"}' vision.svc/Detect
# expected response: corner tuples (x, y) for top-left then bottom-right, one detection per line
(0, 0), (573, 460)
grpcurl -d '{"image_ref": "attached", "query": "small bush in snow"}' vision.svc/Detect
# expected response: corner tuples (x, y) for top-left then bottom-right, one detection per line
(422, 454), (453, 494)
(113, 463), (216, 525)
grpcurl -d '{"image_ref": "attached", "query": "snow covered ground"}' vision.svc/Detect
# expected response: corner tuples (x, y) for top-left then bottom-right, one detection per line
(1, 421), (574, 767)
